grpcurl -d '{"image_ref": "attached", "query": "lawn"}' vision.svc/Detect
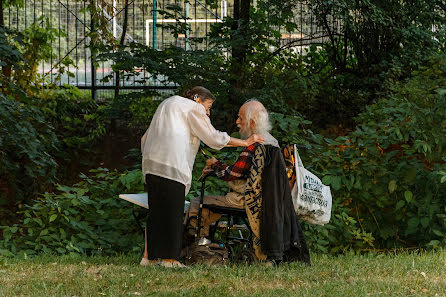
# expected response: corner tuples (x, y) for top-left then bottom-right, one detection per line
(1, 250), (445, 296)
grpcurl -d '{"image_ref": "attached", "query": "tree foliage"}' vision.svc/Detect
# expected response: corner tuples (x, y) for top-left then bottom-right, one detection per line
(0, 20), (105, 212)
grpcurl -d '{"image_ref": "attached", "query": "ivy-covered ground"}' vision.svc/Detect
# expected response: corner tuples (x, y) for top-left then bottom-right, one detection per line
(1, 251), (445, 296)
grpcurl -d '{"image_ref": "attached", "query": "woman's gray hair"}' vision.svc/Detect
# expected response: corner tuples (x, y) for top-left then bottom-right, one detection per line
(243, 99), (272, 134)
(184, 86), (215, 102)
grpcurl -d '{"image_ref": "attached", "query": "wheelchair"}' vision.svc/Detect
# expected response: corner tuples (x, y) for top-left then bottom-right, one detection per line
(202, 173), (256, 262)
(184, 144), (309, 264)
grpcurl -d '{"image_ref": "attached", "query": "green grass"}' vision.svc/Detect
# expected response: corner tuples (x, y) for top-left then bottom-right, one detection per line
(1, 251), (445, 296)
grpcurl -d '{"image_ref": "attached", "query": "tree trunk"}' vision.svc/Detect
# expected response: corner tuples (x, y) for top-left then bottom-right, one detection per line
(114, 0), (129, 98)
(0, 0), (3, 28)
(0, 0), (16, 207)
(1, 1), (12, 93)
(107, 0), (129, 167)
(227, 0), (250, 132)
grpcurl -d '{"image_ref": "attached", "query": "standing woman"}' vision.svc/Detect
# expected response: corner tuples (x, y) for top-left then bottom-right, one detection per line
(141, 86), (264, 267)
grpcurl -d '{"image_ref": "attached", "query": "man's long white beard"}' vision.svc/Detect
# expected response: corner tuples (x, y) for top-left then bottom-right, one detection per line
(238, 124), (251, 139)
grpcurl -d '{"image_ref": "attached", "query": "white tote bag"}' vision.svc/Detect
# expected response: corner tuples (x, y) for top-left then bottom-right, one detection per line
(291, 145), (332, 225)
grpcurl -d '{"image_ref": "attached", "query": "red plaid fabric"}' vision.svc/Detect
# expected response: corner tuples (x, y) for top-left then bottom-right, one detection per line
(210, 143), (259, 181)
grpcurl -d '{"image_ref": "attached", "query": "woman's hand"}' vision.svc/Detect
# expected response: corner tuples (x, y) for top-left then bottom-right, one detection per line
(226, 134), (265, 147)
(244, 134), (265, 146)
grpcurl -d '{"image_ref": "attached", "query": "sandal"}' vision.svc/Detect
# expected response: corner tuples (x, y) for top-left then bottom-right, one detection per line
(140, 258), (160, 266)
(158, 259), (188, 268)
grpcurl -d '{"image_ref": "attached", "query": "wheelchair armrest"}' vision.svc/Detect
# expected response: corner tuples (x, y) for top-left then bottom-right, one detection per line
(199, 172), (217, 202)
(196, 172), (218, 239)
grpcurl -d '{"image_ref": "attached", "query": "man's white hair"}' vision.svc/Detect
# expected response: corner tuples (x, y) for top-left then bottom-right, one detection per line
(243, 99), (272, 135)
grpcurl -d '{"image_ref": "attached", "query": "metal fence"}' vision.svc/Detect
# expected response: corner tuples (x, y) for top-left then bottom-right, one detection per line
(4, 0), (336, 100)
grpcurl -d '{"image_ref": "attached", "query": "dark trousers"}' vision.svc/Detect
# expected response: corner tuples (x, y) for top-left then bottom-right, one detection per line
(145, 174), (185, 260)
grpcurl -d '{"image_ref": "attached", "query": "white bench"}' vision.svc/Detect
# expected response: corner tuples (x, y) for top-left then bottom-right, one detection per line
(118, 193), (190, 212)
(119, 193), (149, 209)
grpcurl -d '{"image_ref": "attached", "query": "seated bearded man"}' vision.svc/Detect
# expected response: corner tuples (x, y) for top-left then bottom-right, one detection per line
(184, 100), (310, 264)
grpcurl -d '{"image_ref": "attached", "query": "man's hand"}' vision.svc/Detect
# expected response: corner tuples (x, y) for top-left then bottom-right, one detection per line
(201, 166), (213, 177)
(245, 134), (265, 146)
(206, 157), (218, 167)
(199, 157), (218, 179)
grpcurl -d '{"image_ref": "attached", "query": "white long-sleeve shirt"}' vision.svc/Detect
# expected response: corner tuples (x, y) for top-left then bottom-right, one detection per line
(141, 95), (230, 194)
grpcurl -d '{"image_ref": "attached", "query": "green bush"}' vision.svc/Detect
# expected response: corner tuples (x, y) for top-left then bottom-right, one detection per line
(1, 19), (105, 208)
(42, 87), (105, 151)
(233, 60), (446, 253)
(0, 168), (145, 257)
(39, 87), (107, 182)
(0, 86), (108, 210)
(303, 55), (446, 252)
(0, 94), (58, 209)
(98, 90), (163, 135)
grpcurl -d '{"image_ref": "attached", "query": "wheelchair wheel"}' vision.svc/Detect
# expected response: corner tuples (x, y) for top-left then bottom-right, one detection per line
(231, 248), (257, 264)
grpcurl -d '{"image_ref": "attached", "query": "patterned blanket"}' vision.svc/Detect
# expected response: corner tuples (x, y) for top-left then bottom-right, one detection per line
(243, 144), (267, 260)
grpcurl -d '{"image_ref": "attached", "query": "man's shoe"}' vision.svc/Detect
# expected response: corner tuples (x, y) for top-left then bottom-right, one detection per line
(198, 237), (211, 245)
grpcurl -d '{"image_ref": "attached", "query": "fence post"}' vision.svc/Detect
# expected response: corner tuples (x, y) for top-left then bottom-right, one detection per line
(90, 0), (97, 102)
(185, 2), (190, 50)
(152, 0), (157, 49)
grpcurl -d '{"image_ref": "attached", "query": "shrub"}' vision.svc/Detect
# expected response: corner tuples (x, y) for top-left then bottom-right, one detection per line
(0, 94), (58, 210)
(1, 20), (105, 208)
(98, 90), (163, 136)
(0, 168), (145, 257)
(0, 86), (108, 211)
(39, 87), (107, 182)
(305, 55), (446, 251)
